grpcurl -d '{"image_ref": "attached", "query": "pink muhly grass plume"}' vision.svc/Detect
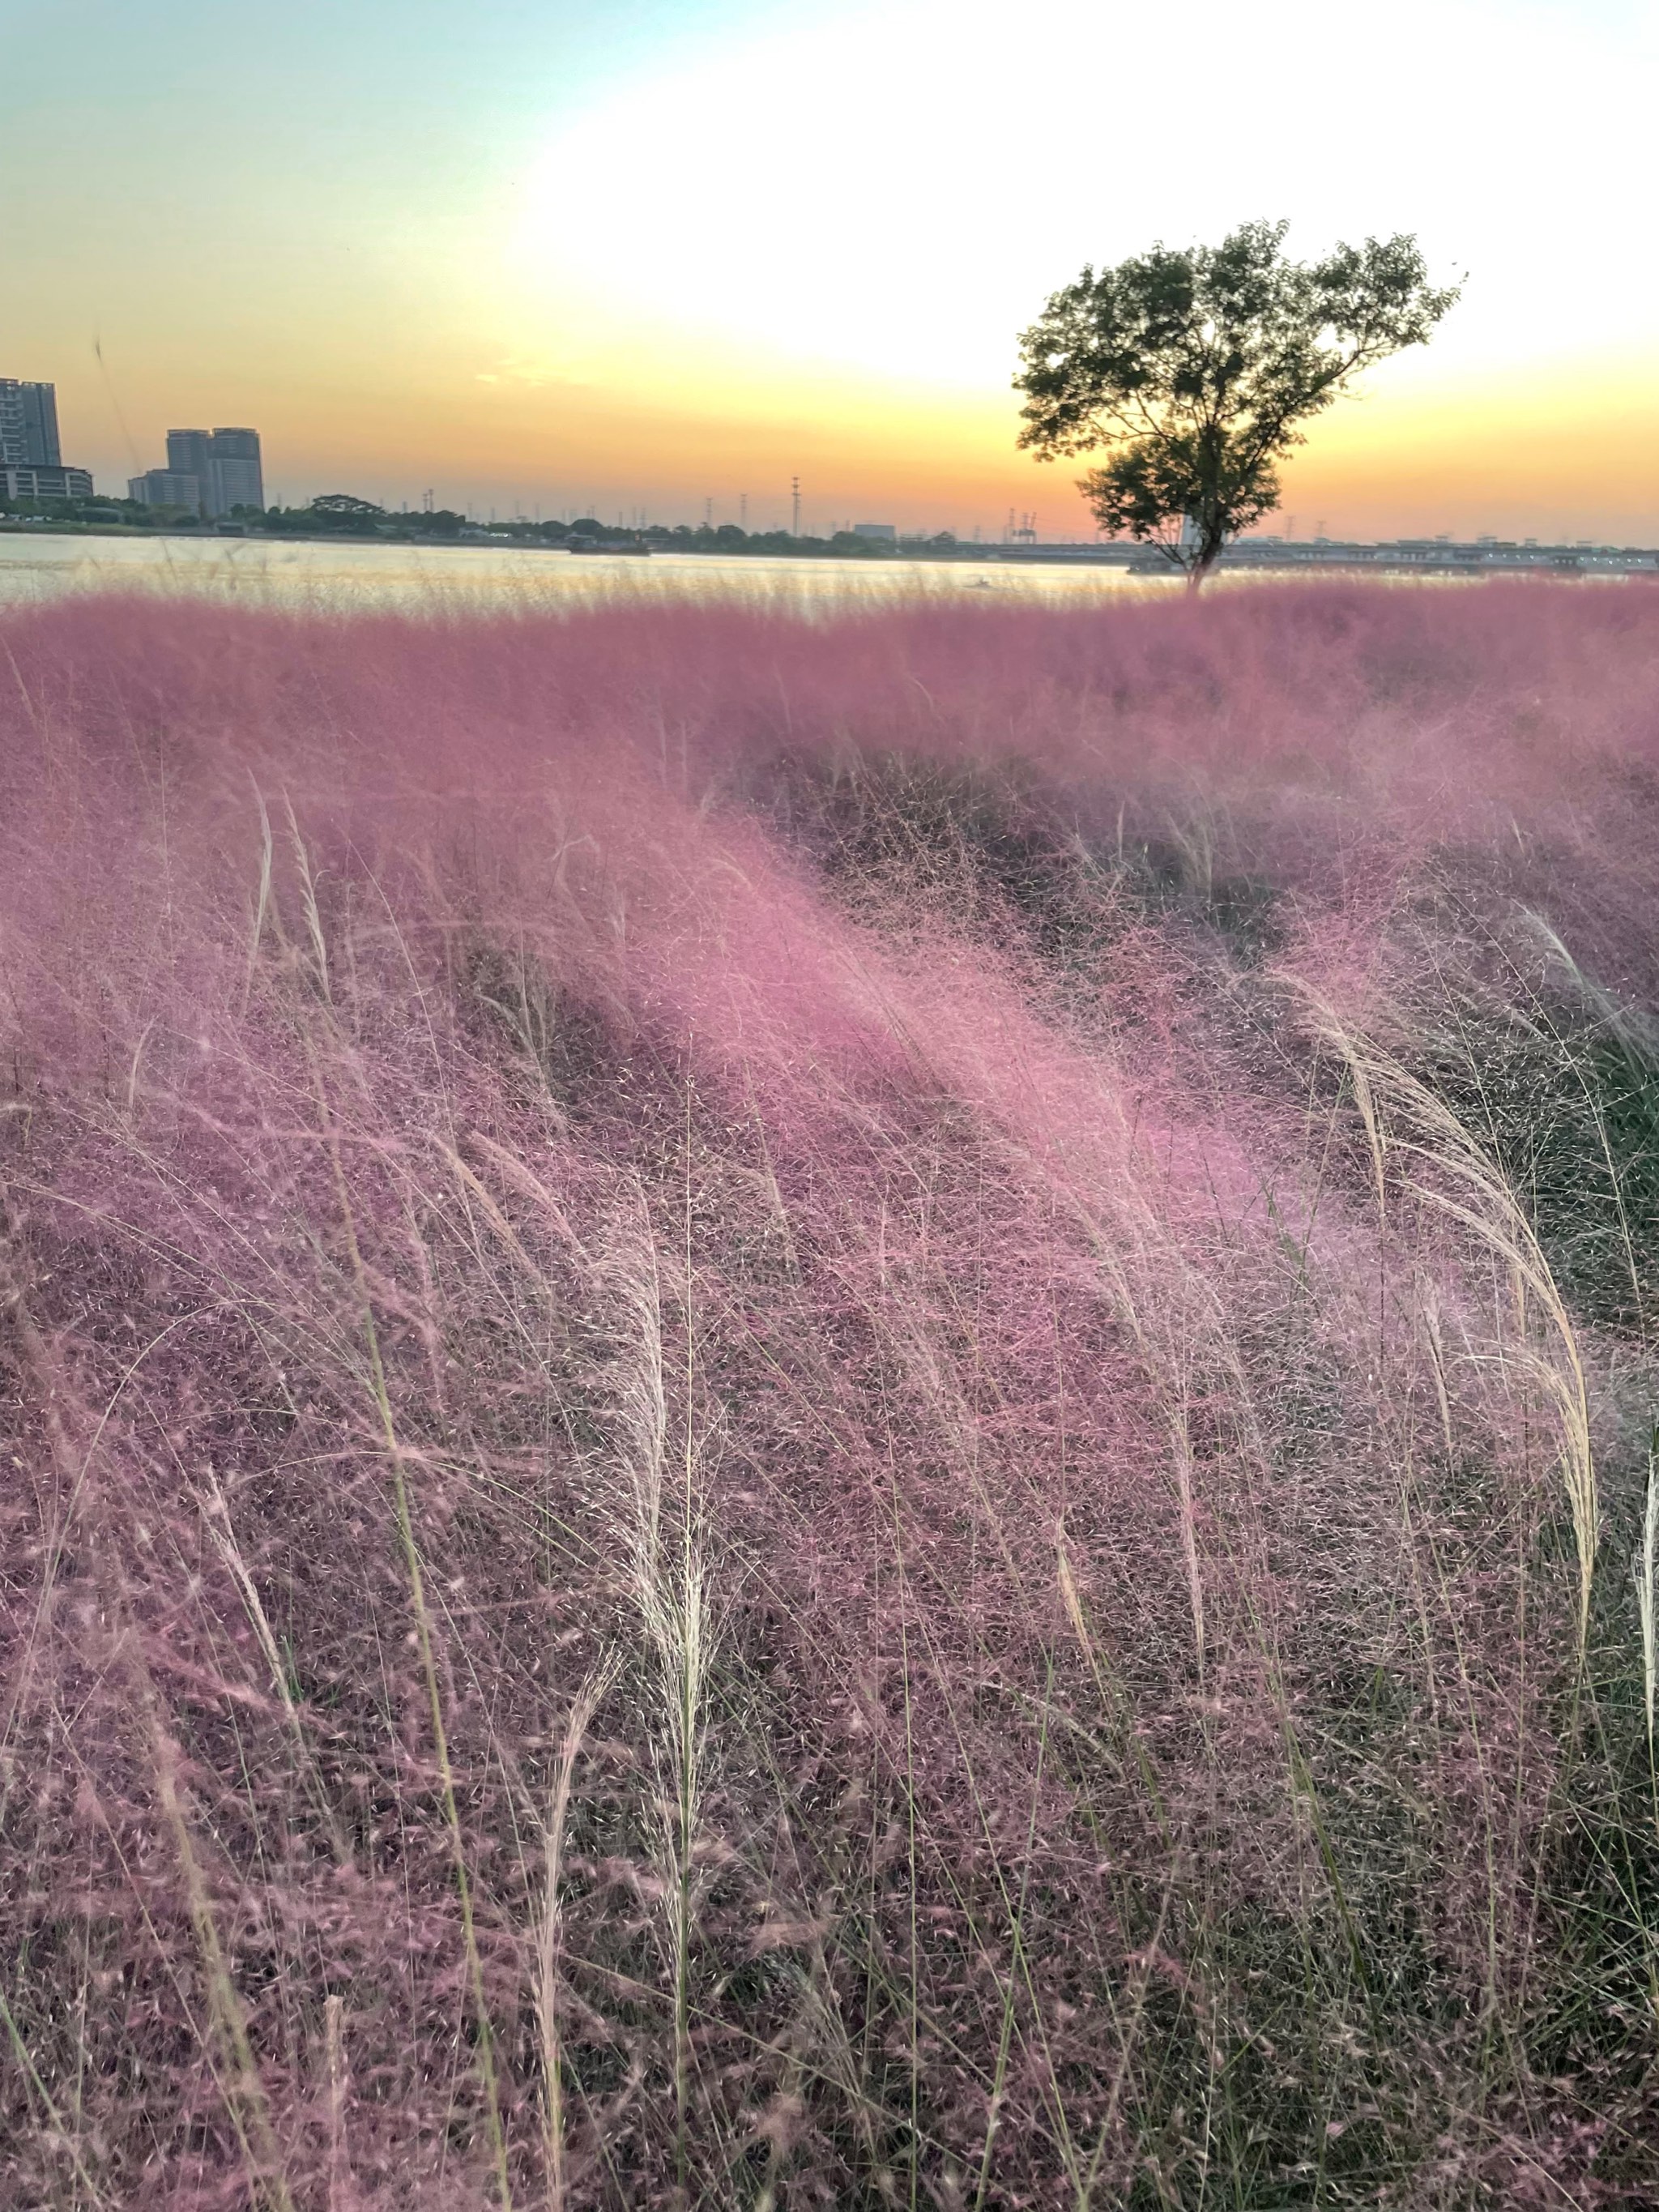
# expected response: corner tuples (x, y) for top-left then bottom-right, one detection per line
(2, 580), (1658, 2207)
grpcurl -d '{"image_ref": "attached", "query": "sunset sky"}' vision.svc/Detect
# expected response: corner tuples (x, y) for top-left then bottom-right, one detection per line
(7, 0), (1657, 541)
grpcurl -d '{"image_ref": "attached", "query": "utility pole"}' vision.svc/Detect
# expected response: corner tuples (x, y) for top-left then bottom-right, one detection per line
(791, 475), (800, 537)
(740, 492), (748, 531)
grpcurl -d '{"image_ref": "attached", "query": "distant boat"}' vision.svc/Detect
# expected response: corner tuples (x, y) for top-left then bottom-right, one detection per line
(566, 537), (651, 557)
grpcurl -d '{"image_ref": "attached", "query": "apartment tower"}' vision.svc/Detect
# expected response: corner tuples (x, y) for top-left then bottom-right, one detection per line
(205, 427), (262, 516)
(0, 379), (62, 468)
(143, 425), (265, 517)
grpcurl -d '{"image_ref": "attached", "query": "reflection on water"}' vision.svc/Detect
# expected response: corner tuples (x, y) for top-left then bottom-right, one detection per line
(0, 532), (1179, 614)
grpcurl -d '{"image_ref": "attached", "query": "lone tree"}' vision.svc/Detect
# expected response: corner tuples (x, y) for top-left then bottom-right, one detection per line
(1014, 220), (1457, 589)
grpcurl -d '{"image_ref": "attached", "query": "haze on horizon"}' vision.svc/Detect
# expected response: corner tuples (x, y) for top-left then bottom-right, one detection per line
(6, 0), (1657, 544)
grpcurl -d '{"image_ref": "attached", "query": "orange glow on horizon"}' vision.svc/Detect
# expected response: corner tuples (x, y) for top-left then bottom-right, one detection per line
(40, 318), (1659, 544)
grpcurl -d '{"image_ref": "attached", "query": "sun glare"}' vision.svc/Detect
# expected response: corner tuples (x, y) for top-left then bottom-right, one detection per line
(510, 0), (1653, 397)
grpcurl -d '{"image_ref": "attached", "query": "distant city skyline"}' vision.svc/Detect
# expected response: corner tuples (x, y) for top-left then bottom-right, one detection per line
(3, 370), (1656, 555)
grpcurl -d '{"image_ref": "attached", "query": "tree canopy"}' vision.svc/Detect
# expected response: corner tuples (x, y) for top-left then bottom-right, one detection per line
(1014, 220), (1458, 587)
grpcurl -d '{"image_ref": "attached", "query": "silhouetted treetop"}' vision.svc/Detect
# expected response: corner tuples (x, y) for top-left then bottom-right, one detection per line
(1014, 220), (1458, 587)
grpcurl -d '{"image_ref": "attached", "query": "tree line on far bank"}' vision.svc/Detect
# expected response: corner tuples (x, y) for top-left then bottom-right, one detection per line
(254, 499), (930, 556)
(0, 488), (942, 558)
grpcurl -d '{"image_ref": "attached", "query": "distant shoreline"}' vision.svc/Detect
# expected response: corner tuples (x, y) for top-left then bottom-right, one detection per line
(2, 518), (1655, 579)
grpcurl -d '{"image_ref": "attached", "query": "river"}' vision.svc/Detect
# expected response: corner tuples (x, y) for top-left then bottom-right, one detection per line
(0, 531), (1179, 614)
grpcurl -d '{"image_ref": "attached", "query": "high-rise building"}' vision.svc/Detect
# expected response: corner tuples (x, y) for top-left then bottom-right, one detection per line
(207, 427), (262, 516)
(0, 379), (62, 467)
(166, 429), (213, 496)
(161, 425), (263, 516)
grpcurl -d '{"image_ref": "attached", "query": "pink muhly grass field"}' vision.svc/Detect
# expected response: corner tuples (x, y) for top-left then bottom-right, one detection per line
(2, 581), (1659, 2208)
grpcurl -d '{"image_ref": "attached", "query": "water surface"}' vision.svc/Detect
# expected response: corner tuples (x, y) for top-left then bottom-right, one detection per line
(0, 531), (1179, 614)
